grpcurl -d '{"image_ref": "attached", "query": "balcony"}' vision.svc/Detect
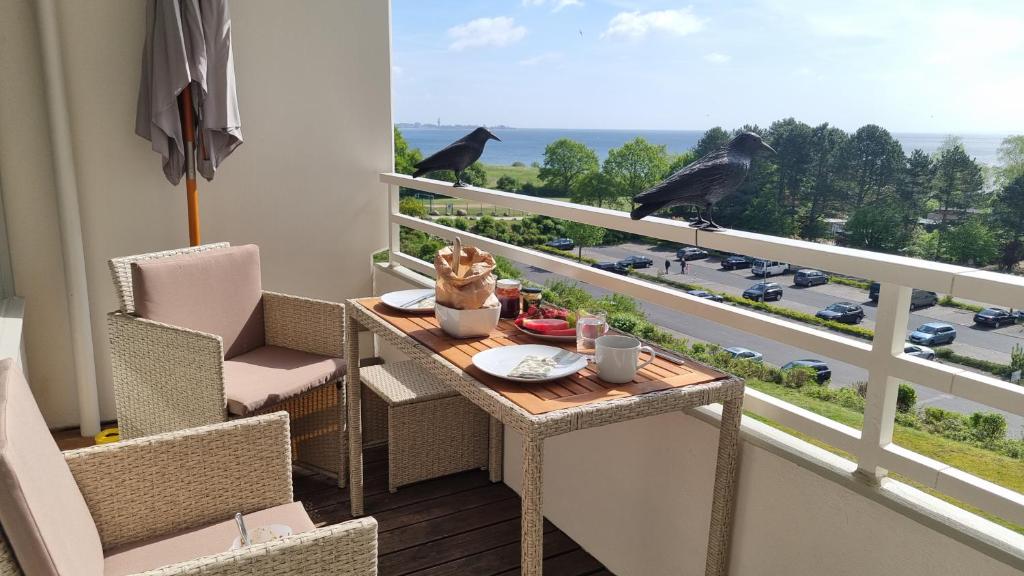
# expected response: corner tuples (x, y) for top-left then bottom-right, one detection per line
(1, 1), (1023, 575)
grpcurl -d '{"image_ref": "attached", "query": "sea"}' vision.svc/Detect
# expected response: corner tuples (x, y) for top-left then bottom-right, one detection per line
(400, 127), (1007, 167)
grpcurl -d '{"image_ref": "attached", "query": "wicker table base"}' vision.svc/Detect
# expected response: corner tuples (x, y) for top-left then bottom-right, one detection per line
(345, 299), (744, 576)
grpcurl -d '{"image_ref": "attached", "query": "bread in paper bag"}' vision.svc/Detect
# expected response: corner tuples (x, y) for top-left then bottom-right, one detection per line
(434, 245), (499, 310)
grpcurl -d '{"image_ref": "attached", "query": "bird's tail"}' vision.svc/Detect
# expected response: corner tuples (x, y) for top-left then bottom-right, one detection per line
(630, 202), (667, 220)
(412, 167), (427, 178)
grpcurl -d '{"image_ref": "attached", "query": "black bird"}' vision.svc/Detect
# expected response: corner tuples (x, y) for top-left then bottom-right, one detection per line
(412, 127), (501, 187)
(630, 132), (775, 228)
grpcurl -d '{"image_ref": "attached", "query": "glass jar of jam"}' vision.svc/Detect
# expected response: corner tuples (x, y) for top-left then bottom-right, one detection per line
(521, 287), (543, 314)
(496, 279), (522, 318)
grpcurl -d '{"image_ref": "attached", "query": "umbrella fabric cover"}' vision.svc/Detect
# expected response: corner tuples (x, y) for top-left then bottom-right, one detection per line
(135, 0), (242, 185)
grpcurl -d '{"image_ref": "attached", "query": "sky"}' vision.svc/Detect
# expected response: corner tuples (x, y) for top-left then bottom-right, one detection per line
(390, 0), (1024, 133)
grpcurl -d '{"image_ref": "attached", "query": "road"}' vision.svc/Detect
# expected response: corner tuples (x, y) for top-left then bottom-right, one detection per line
(525, 244), (1024, 436)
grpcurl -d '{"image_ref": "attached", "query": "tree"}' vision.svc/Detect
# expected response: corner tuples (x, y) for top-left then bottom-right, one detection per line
(840, 124), (906, 207)
(431, 162), (488, 187)
(693, 127), (731, 158)
(538, 139), (599, 196)
(602, 137), (669, 199)
(394, 127), (422, 175)
(495, 175), (520, 192)
(666, 150), (696, 174)
(562, 221), (605, 262)
(767, 118), (815, 222)
(939, 218), (999, 266)
(799, 124), (848, 239)
(992, 175), (1024, 269)
(844, 205), (908, 253)
(571, 170), (617, 208)
(931, 142), (983, 225)
(898, 149), (934, 231)
(998, 135), (1024, 183)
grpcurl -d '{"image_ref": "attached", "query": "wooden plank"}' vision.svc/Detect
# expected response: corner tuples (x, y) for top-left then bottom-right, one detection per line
(408, 528), (577, 576)
(360, 298), (727, 415)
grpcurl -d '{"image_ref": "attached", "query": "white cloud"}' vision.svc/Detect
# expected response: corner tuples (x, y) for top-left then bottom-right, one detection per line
(704, 52), (730, 64)
(519, 52), (564, 66)
(602, 8), (706, 40)
(448, 17), (527, 51)
(522, 0), (583, 11)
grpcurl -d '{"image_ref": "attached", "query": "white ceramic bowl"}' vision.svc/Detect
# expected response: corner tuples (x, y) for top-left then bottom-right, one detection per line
(435, 302), (500, 338)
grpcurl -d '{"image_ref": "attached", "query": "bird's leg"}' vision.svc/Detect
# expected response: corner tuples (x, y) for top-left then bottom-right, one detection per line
(690, 206), (711, 229)
(453, 171), (466, 188)
(702, 205), (723, 231)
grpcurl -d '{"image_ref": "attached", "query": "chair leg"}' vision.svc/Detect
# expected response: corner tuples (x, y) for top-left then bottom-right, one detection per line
(488, 416), (503, 482)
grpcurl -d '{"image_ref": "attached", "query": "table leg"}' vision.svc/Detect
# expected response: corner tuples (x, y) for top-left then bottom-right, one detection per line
(521, 436), (544, 576)
(489, 416), (503, 482)
(346, 311), (365, 517)
(705, 396), (743, 576)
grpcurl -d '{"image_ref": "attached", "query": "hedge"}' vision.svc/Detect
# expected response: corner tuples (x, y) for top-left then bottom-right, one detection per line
(828, 275), (871, 290)
(935, 348), (1012, 378)
(939, 295), (985, 313)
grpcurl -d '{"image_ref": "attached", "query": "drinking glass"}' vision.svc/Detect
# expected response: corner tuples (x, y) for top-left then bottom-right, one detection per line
(576, 310), (608, 356)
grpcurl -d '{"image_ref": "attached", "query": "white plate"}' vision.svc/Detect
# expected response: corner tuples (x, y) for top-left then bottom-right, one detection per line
(380, 289), (435, 313)
(514, 323), (577, 342)
(472, 344), (588, 383)
(229, 524), (293, 551)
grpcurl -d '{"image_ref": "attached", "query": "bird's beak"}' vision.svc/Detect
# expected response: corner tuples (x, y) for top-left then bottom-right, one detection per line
(761, 142), (776, 155)
(490, 133), (502, 142)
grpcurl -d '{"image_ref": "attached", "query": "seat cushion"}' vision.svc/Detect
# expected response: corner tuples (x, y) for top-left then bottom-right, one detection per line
(0, 359), (104, 576)
(223, 346), (345, 416)
(103, 501), (314, 576)
(131, 244), (265, 359)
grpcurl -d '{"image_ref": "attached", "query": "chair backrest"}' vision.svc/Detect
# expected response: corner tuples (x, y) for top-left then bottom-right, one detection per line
(108, 242), (232, 314)
(128, 244), (266, 359)
(0, 359), (103, 576)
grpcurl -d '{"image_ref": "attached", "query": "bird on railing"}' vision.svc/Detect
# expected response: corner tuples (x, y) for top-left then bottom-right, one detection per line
(412, 127), (501, 187)
(630, 132), (776, 229)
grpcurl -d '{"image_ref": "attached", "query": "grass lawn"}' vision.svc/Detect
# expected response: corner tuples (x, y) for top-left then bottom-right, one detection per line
(481, 163), (541, 187)
(747, 379), (1024, 534)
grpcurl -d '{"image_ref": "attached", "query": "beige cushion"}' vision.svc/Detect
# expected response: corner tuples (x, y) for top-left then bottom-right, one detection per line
(0, 359), (104, 576)
(223, 346), (345, 416)
(104, 502), (314, 576)
(131, 244), (265, 359)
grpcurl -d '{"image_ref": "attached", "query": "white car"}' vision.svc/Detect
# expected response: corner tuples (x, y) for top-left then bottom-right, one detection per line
(903, 343), (936, 360)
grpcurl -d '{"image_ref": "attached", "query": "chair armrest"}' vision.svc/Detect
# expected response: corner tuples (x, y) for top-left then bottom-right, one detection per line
(131, 518), (378, 576)
(64, 413), (294, 551)
(263, 291), (344, 357)
(108, 312), (226, 439)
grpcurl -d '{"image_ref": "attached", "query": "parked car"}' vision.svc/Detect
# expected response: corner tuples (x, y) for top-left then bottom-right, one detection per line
(677, 247), (709, 261)
(720, 255), (752, 270)
(751, 259), (788, 277)
(815, 302), (865, 324)
(591, 261), (630, 275)
(908, 322), (957, 346)
(868, 282), (938, 309)
(545, 237), (574, 250)
(617, 255), (653, 269)
(686, 289), (724, 303)
(782, 359), (832, 384)
(903, 343), (936, 360)
(743, 282), (783, 302)
(973, 307), (1015, 327)
(725, 347), (763, 362)
(793, 269), (829, 287)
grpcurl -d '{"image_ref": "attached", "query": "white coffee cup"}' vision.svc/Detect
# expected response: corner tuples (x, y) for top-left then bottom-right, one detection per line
(595, 335), (656, 384)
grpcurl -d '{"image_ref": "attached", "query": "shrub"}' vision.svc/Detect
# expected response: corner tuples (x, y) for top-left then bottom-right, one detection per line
(969, 412), (1008, 443)
(803, 386), (866, 412)
(897, 382), (917, 414)
(922, 407), (973, 442)
(762, 366), (785, 384)
(938, 295), (985, 313)
(828, 276), (871, 290)
(1012, 344), (1024, 376)
(493, 255), (522, 280)
(935, 348), (1011, 377)
(452, 217), (470, 231)
(399, 197), (427, 218)
(782, 365), (818, 388)
(435, 216), (455, 227)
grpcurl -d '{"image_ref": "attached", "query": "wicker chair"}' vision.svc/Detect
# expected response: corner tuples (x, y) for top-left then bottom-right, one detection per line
(0, 358), (377, 576)
(107, 243), (348, 479)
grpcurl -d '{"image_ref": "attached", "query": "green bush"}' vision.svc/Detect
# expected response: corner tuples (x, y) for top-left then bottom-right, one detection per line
(828, 276), (871, 290)
(970, 412), (1008, 443)
(935, 348), (1011, 377)
(782, 365), (819, 388)
(897, 382), (917, 414)
(398, 197), (428, 218)
(1011, 344), (1024, 376)
(493, 255), (523, 280)
(938, 295), (985, 313)
(803, 386), (866, 412)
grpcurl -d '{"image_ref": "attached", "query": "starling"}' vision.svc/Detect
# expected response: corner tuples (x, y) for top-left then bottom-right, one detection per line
(630, 132), (775, 228)
(412, 127), (501, 187)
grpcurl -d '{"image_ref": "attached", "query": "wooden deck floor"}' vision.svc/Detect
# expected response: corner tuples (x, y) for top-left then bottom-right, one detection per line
(297, 445), (613, 576)
(55, 430), (612, 575)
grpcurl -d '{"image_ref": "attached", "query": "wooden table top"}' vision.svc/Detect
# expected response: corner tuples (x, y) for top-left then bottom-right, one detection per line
(358, 298), (729, 415)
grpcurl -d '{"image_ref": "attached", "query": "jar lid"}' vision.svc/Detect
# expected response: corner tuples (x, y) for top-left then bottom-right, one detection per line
(521, 287), (542, 294)
(496, 279), (521, 288)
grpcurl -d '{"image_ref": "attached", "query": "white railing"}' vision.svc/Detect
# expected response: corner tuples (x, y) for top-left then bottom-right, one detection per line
(381, 172), (1024, 527)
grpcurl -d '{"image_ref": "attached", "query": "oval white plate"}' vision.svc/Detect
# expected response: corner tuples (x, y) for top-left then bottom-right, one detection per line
(229, 524), (293, 550)
(472, 344), (587, 383)
(380, 289), (435, 314)
(514, 323), (576, 342)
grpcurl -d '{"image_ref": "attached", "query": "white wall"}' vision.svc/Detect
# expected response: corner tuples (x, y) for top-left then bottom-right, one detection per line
(0, 0), (392, 426)
(375, 265), (1022, 576)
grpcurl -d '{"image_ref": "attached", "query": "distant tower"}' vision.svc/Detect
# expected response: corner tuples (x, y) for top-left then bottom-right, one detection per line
(437, 117), (441, 127)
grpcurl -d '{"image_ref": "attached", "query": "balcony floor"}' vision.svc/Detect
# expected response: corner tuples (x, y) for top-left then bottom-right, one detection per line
(298, 445), (613, 576)
(55, 430), (612, 575)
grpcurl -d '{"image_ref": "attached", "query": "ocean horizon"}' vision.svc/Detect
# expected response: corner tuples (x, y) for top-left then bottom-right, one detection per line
(400, 126), (1008, 167)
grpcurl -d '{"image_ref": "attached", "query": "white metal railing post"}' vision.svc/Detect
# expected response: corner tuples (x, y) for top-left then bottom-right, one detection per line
(388, 183), (401, 265)
(857, 282), (911, 482)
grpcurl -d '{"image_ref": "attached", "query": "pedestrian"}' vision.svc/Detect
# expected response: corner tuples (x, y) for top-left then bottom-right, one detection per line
(680, 258), (687, 274)
(664, 260), (671, 276)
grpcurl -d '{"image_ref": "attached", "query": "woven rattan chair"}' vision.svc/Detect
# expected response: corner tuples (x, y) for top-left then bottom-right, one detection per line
(0, 358), (377, 576)
(107, 243), (347, 479)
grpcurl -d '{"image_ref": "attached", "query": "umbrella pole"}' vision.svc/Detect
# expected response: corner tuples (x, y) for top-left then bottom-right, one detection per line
(180, 87), (201, 246)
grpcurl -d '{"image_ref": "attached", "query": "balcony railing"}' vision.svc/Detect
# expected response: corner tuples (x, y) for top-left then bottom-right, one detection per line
(380, 171), (1024, 528)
